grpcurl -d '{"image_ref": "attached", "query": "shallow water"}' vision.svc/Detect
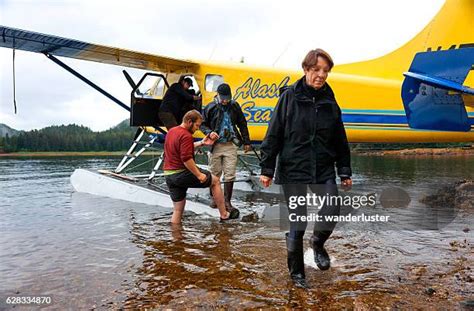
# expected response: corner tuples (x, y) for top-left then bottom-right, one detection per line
(0, 155), (472, 309)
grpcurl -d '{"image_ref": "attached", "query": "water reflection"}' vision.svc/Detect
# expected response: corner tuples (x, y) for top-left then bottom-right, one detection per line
(124, 215), (279, 308)
(116, 208), (472, 309)
(0, 155), (472, 309)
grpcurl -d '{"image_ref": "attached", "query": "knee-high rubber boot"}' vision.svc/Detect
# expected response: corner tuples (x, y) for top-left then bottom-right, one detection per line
(286, 233), (308, 288)
(224, 181), (239, 219)
(309, 231), (332, 270)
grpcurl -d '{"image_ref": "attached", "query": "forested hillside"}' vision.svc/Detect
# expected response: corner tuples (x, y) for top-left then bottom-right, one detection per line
(0, 120), (136, 152)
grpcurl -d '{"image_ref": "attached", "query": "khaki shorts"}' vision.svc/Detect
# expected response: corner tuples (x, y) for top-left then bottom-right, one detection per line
(209, 142), (238, 182)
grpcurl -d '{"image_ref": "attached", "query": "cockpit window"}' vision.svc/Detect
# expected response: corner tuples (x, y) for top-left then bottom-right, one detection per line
(151, 77), (166, 97)
(136, 75), (166, 98)
(205, 74), (224, 92)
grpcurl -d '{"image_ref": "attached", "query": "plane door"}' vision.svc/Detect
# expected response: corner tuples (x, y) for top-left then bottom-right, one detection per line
(128, 72), (169, 127)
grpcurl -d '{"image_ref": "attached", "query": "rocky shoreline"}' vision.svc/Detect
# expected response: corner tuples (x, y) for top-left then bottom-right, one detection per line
(354, 147), (474, 156)
(421, 180), (474, 210)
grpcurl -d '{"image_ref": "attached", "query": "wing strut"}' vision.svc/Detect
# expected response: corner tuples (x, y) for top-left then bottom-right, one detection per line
(44, 53), (130, 112)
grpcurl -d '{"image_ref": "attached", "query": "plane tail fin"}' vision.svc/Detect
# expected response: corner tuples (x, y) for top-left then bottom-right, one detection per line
(334, 0), (474, 80)
(335, 0), (474, 132)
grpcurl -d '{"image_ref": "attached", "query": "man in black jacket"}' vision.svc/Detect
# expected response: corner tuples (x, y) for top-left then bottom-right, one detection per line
(259, 49), (352, 288)
(201, 83), (251, 217)
(159, 76), (201, 130)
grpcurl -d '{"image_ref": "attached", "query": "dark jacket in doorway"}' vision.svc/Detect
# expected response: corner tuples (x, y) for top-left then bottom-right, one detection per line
(159, 83), (195, 123)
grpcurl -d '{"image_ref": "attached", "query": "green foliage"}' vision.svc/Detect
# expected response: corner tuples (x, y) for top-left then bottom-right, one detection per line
(1, 120), (137, 152)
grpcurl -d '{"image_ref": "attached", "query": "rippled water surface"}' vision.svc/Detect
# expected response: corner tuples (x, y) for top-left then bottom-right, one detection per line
(0, 155), (472, 309)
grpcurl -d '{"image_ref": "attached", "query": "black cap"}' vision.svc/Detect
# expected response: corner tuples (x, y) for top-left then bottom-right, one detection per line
(183, 77), (193, 87)
(217, 83), (232, 101)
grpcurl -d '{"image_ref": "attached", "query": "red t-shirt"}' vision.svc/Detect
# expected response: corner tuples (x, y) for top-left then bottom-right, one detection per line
(164, 126), (194, 170)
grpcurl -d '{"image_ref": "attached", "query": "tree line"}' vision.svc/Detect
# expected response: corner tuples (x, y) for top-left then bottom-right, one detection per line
(0, 122), (137, 153)
(0, 122), (470, 153)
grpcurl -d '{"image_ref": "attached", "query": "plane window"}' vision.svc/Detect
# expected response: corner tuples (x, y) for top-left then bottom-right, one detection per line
(137, 75), (165, 98)
(152, 77), (166, 98)
(205, 74), (224, 92)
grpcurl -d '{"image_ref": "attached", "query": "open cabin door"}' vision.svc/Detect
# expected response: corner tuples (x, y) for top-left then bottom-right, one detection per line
(129, 72), (202, 127)
(130, 73), (169, 127)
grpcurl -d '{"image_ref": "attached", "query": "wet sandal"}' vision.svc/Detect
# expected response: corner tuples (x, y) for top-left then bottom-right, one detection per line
(220, 211), (232, 222)
(220, 208), (241, 222)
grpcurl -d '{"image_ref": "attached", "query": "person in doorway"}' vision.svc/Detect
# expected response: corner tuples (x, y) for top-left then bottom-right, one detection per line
(159, 76), (201, 130)
(259, 49), (352, 288)
(200, 83), (251, 218)
(164, 109), (237, 224)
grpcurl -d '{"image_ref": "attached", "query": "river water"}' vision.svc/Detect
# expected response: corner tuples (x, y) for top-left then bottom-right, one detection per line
(0, 155), (472, 309)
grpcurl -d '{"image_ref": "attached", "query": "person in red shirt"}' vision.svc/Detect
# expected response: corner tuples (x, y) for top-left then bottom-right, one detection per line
(164, 109), (235, 224)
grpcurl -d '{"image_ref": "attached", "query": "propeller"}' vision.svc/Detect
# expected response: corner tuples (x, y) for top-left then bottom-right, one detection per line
(122, 70), (141, 95)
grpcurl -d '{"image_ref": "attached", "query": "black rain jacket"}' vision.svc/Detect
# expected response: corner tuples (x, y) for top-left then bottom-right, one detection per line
(159, 83), (195, 122)
(260, 76), (351, 184)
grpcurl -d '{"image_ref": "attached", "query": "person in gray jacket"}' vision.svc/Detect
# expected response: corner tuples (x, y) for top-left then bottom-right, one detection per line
(201, 83), (251, 218)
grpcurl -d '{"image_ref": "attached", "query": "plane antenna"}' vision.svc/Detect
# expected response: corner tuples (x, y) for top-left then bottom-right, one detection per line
(208, 43), (217, 60)
(272, 42), (291, 67)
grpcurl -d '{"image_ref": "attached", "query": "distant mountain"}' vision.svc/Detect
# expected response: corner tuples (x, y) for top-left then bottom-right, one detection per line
(111, 118), (131, 131)
(0, 119), (130, 137)
(0, 123), (20, 137)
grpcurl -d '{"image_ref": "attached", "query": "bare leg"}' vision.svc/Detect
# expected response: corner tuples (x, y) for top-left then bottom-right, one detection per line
(170, 222), (184, 241)
(210, 175), (229, 219)
(171, 199), (186, 224)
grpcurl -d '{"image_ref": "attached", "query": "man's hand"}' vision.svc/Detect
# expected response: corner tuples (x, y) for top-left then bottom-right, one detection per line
(201, 134), (216, 146)
(193, 95), (202, 101)
(341, 178), (352, 191)
(260, 175), (272, 188)
(209, 132), (219, 141)
(198, 173), (208, 183)
(244, 144), (252, 153)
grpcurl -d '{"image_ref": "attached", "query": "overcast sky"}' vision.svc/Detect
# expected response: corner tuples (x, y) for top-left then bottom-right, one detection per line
(0, 0), (444, 131)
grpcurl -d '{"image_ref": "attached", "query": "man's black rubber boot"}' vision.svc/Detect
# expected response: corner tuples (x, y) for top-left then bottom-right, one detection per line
(224, 181), (240, 219)
(309, 233), (331, 270)
(286, 233), (308, 288)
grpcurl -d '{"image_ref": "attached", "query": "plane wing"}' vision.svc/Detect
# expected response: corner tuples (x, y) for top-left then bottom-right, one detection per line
(0, 25), (198, 73)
